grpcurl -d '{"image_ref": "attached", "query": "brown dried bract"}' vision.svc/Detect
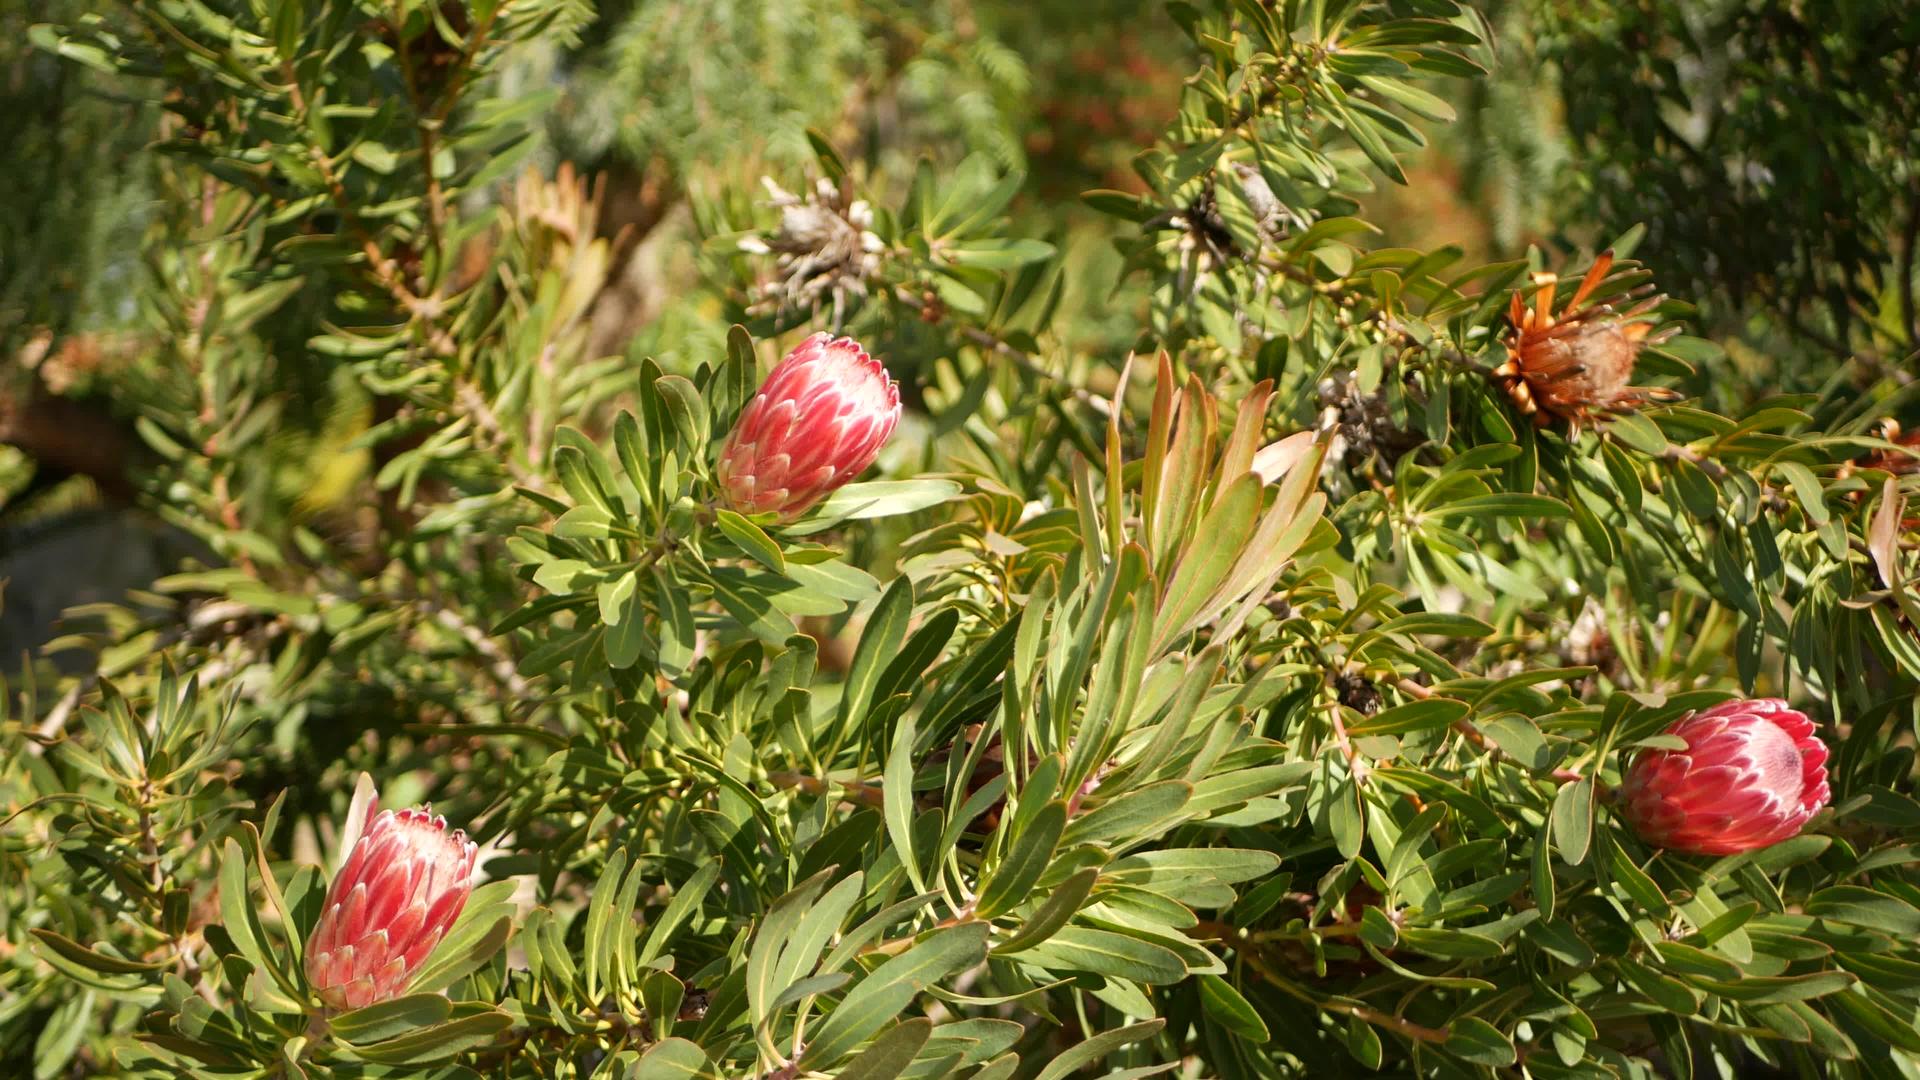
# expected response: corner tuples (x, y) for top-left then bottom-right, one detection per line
(1854, 419), (1920, 476)
(1495, 250), (1679, 437)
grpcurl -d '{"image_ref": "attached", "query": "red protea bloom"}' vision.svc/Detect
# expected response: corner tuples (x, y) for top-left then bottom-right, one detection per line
(1496, 250), (1680, 436)
(1619, 699), (1830, 855)
(305, 805), (478, 1010)
(715, 333), (901, 520)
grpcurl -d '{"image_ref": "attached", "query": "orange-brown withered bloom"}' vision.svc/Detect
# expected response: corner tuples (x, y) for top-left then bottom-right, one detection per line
(1496, 250), (1679, 435)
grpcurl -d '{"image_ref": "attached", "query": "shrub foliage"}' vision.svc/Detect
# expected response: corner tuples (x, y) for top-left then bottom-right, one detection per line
(5, 1), (1920, 1078)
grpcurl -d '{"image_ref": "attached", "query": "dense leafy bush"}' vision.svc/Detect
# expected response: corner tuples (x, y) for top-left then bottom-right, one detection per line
(4, 2), (1919, 1078)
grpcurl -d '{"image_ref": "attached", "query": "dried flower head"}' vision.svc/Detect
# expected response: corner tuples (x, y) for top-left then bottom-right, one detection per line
(1854, 419), (1920, 476)
(740, 177), (884, 319)
(1496, 251), (1679, 435)
(1315, 369), (1424, 477)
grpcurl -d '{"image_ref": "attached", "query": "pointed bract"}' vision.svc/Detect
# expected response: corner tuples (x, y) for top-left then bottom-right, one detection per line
(1619, 699), (1830, 856)
(305, 800), (478, 1010)
(715, 333), (901, 520)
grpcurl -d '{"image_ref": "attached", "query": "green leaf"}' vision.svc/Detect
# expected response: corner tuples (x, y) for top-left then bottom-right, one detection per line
(653, 564), (696, 674)
(1806, 886), (1920, 936)
(633, 1037), (712, 1080)
(1827, 988), (1920, 1053)
(1550, 778), (1595, 866)
(584, 849), (631, 1000)
(26, 930), (165, 975)
(1017, 926), (1186, 983)
(1776, 462), (1830, 525)
(1374, 612), (1494, 639)
(1108, 848), (1280, 886)
(1082, 190), (1151, 221)
(1399, 926), (1505, 960)
(1690, 972), (1855, 1004)
(655, 376), (711, 458)
(218, 839), (297, 1000)
(345, 1011), (513, 1065)
(1444, 1016), (1516, 1067)
(715, 509), (787, 574)
(1600, 439), (1644, 514)
(639, 862), (720, 965)
(1031, 1021), (1164, 1080)
(555, 505), (617, 540)
(943, 238), (1056, 269)
(749, 868), (836, 1035)
(788, 480), (963, 533)
(640, 969), (687, 1041)
(1608, 412), (1669, 455)
(615, 409), (656, 511)
(605, 572), (650, 669)
(1154, 473), (1264, 649)
(834, 576), (914, 751)
(994, 867), (1098, 954)
(1186, 763), (1314, 818)
(1357, 75), (1456, 121)
(976, 801), (1068, 919)
(532, 559), (597, 595)
(1346, 698), (1468, 737)
(407, 879), (518, 994)
(1061, 781), (1192, 847)
(802, 924), (991, 1067)
(596, 572), (637, 627)
(331, 994), (454, 1045)
(774, 873), (866, 1011)
(1346, 1013), (1384, 1069)
(837, 1018), (933, 1080)
(884, 715), (929, 895)
(1430, 493), (1570, 520)
(807, 127), (849, 180)
(1198, 975), (1269, 1042)
(1331, 98), (1407, 184)
(553, 433), (619, 514)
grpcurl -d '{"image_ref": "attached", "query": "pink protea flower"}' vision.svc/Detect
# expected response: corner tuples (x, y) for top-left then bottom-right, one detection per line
(715, 333), (901, 520)
(1619, 698), (1830, 856)
(305, 802), (477, 1011)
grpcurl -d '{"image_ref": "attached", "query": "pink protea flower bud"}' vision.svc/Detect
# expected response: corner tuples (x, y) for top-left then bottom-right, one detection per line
(715, 333), (901, 520)
(305, 804), (478, 1010)
(1619, 699), (1830, 855)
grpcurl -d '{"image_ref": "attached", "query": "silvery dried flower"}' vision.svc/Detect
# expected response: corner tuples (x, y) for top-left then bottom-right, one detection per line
(740, 177), (884, 317)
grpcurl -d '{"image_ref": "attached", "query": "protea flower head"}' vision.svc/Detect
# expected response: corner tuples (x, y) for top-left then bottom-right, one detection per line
(1619, 699), (1830, 856)
(305, 798), (477, 1011)
(1496, 250), (1680, 436)
(715, 333), (901, 520)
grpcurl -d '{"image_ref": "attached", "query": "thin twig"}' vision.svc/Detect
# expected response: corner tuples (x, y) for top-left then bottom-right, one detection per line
(456, 380), (540, 487)
(1897, 194), (1919, 353)
(420, 597), (530, 698)
(1237, 945), (1451, 1045)
(890, 285), (1108, 415)
(280, 61), (457, 356)
(766, 771), (886, 809)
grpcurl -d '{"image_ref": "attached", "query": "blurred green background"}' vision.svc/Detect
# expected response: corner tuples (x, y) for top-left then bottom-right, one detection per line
(3, 0), (1916, 654)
